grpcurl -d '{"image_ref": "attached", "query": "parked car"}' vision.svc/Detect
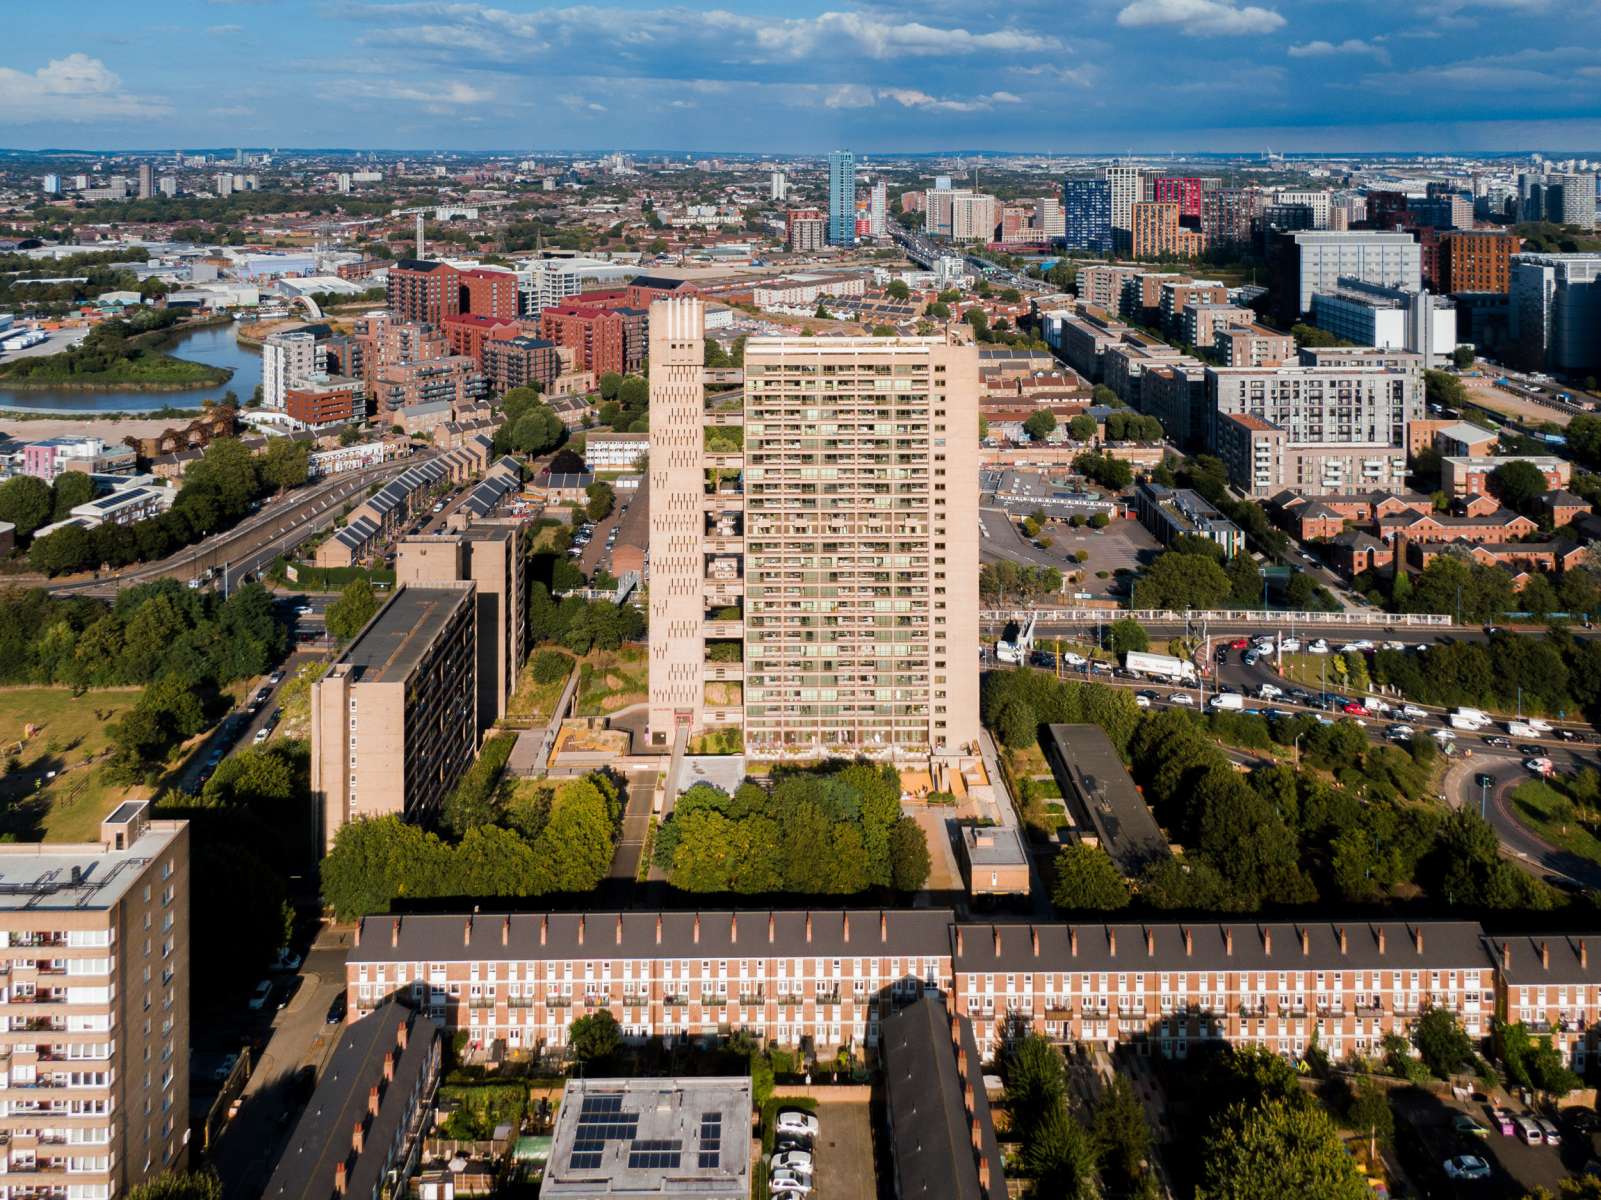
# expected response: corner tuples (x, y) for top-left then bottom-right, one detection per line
(272, 948), (302, 972)
(1229, 638), (1249, 650)
(1170, 693), (1195, 706)
(1453, 1114), (1490, 1139)
(326, 992), (347, 1025)
(247, 980), (273, 1011)
(768, 1170), (811, 1195)
(1133, 694), (1151, 708)
(1537, 1119), (1560, 1146)
(1515, 1116), (1544, 1145)
(776, 1111), (820, 1139)
(1308, 639), (1330, 654)
(1400, 704), (1428, 720)
(1443, 1155), (1492, 1180)
(1489, 1106), (1515, 1135)
(1484, 736), (1511, 748)
(253, 728), (270, 745)
(770, 1151), (814, 1176)
(1342, 702), (1366, 715)
(268, 671), (285, 686)
(1279, 638), (1301, 652)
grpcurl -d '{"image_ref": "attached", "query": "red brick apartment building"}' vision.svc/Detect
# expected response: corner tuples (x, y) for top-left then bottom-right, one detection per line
(1493, 935), (1601, 1075)
(387, 260), (518, 325)
(343, 913), (1585, 1069)
(458, 268), (517, 319)
(541, 304), (644, 376)
(441, 313), (522, 364)
(286, 380), (366, 428)
(481, 336), (564, 395)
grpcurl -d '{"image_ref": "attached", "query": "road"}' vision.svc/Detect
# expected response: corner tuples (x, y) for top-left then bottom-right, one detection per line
(47, 454), (428, 598)
(1463, 758), (1601, 891)
(210, 928), (353, 1200)
(602, 768), (660, 905)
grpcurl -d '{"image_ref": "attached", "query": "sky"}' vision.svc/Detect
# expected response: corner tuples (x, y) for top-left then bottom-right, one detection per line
(6, 0), (1601, 153)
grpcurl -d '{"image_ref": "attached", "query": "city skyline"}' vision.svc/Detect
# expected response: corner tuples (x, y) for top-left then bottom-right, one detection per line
(7, 0), (1601, 152)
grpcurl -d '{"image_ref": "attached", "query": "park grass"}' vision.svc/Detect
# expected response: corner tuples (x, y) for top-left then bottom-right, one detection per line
(1510, 780), (1601, 867)
(687, 728), (743, 755)
(274, 659), (329, 743)
(502, 653), (574, 728)
(0, 687), (146, 841)
(574, 644), (647, 717)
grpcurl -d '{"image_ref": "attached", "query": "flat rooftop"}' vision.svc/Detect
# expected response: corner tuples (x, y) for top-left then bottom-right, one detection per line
(0, 814), (182, 913)
(962, 824), (1027, 867)
(543, 1077), (751, 1200)
(1042, 724), (1170, 877)
(335, 585), (471, 684)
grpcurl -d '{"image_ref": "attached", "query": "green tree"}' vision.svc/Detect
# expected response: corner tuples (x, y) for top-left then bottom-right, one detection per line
(29, 523), (96, 575)
(1110, 618), (1149, 656)
(0, 474), (52, 538)
(1093, 1073), (1153, 1194)
(1131, 551), (1232, 610)
(1024, 409), (1058, 441)
(507, 405), (565, 456)
(1004, 1034), (1067, 1138)
(124, 1169), (224, 1200)
(325, 577), (380, 642)
(260, 436), (310, 491)
(1225, 552), (1263, 607)
(50, 470), (96, 520)
(568, 1009), (621, 1062)
(1488, 459), (1549, 515)
(1202, 1099), (1371, 1199)
(1023, 1103), (1099, 1199)
(887, 816), (931, 891)
(1343, 1077), (1394, 1150)
(1412, 1006), (1473, 1078)
(1051, 844), (1131, 911)
(1451, 345), (1476, 369)
(585, 480), (615, 522)
(598, 371), (622, 400)
(885, 279), (911, 301)
(1068, 413), (1097, 442)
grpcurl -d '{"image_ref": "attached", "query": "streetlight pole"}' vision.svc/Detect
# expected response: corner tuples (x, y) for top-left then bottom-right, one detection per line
(1480, 776), (1490, 821)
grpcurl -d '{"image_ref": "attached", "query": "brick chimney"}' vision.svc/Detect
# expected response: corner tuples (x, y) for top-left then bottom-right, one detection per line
(354, 919), (362, 948)
(1377, 927), (1386, 955)
(334, 1164), (347, 1195)
(1224, 927), (1233, 956)
(463, 917), (472, 947)
(730, 914), (737, 945)
(1108, 929), (1117, 958)
(693, 913), (701, 945)
(577, 915), (585, 946)
(956, 927), (965, 956)
(805, 913), (813, 944)
(1184, 927), (1193, 956)
(1301, 928), (1310, 957)
(540, 915), (548, 947)
(368, 1085), (380, 1118)
(881, 911), (888, 943)
(656, 914), (663, 945)
(502, 916), (510, 947)
(390, 917), (399, 949)
(382, 1052), (394, 1083)
(1541, 941), (1550, 970)
(843, 913), (851, 944)
(396, 1017), (408, 1051)
(1031, 926), (1040, 958)
(1414, 927), (1423, 955)
(1581, 941), (1589, 970)
(353, 1119), (366, 1154)
(992, 925), (1002, 957)
(1339, 927), (1348, 955)
(1501, 941), (1511, 970)
(768, 912), (776, 944)
(1146, 928), (1155, 957)
(1263, 928), (1272, 957)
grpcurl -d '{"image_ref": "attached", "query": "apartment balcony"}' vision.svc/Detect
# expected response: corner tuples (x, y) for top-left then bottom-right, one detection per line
(1354, 1003), (1387, 1017)
(704, 618), (744, 639)
(703, 661), (744, 683)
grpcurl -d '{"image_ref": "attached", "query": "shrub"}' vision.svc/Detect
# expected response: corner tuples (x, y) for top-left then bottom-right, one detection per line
(531, 649), (572, 685)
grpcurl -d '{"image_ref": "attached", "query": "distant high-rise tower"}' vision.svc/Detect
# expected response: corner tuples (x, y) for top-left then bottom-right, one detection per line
(770, 171), (787, 201)
(869, 181), (887, 238)
(827, 150), (856, 247)
(1062, 180), (1113, 253)
(1104, 164), (1144, 238)
(137, 162), (153, 200)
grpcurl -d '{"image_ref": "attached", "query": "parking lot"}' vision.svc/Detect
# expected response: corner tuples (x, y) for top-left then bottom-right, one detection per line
(809, 1098), (875, 1200)
(1391, 1085), (1581, 1198)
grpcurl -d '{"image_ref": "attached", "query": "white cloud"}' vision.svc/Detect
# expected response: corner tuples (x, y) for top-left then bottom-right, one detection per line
(1012, 62), (1099, 87)
(1116, 0), (1286, 35)
(0, 53), (170, 123)
(1289, 38), (1390, 63)
(874, 87), (1023, 111)
(822, 84), (876, 108)
(333, 77), (496, 106)
(206, 23), (244, 34)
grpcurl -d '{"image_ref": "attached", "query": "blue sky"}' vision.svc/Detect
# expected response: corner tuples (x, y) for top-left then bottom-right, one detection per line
(6, 0), (1601, 152)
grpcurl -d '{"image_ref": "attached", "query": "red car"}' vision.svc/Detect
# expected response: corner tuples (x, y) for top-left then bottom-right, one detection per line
(1229, 638), (1249, 650)
(1342, 702), (1366, 715)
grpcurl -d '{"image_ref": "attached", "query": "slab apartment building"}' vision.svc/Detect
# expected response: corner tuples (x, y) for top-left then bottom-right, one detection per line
(311, 585), (478, 854)
(0, 801), (190, 1197)
(646, 296), (980, 760)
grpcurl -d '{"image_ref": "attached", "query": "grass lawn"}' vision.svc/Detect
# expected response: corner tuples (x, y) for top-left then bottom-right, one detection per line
(0, 687), (147, 841)
(687, 728), (743, 755)
(1510, 780), (1601, 867)
(574, 644), (647, 717)
(502, 653), (575, 728)
(275, 659), (329, 743)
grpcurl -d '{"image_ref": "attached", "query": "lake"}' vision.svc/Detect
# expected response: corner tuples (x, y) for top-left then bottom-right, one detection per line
(0, 324), (263, 414)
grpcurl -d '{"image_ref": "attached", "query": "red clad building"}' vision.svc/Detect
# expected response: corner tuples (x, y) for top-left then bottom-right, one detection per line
(482, 336), (564, 395)
(457, 268), (518, 319)
(541, 305), (628, 377)
(1154, 177), (1205, 219)
(441, 313), (523, 364)
(387, 260), (461, 325)
(285, 381), (366, 428)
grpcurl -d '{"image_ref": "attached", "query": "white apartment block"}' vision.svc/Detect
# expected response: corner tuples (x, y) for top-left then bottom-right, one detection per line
(1280, 231), (1423, 318)
(1104, 165), (1145, 233)
(647, 299), (980, 760)
(1275, 188), (1332, 229)
(0, 802), (190, 1199)
(869, 182), (888, 238)
(261, 330), (318, 411)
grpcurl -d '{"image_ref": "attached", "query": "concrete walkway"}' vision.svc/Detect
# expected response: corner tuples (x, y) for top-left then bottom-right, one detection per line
(507, 664), (582, 777)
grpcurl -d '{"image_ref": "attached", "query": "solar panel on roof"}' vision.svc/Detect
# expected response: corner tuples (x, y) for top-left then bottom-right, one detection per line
(569, 1151), (603, 1170)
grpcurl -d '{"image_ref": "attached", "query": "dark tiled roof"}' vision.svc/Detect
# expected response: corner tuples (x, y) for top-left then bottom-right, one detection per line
(266, 1003), (442, 1200)
(950, 920), (1489, 974)
(1485, 935), (1601, 986)
(882, 995), (1004, 1200)
(351, 910), (958, 965)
